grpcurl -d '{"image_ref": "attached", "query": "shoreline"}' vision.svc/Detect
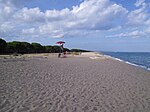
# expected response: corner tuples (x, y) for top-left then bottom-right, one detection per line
(70, 52), (150, 72)
(0, 52), (150, 72)
(100, 53), (150, 72)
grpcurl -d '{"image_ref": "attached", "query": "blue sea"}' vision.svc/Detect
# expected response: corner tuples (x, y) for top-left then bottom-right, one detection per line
(101, 52), (150, 71)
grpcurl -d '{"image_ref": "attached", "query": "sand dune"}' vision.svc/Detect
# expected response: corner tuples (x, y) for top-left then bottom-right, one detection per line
(0, 53), (150, 112)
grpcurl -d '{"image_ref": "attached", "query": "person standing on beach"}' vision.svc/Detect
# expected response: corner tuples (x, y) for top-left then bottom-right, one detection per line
(60, 44), (64, 53)
(58, 44), (63, 58)
(56, 41), (65, 58)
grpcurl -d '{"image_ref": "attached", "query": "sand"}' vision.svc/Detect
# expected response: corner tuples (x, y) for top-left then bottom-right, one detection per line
(0, 52), (150, 112)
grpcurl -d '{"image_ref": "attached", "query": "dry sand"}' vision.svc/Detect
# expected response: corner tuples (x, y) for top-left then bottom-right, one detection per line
(0, 52), (150, 112)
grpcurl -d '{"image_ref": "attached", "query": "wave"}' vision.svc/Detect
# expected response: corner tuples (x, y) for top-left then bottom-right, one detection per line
(103, 54), (150, 71)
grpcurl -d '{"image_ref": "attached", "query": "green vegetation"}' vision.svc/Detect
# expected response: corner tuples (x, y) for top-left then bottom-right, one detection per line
(31, 43), (44, 53)
(0, 38), (7, 53)
(71, 49), (90, 52)
(0, 38), (90, 54)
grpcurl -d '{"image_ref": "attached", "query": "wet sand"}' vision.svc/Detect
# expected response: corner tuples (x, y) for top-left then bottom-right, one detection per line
(0, 52), (150, 112)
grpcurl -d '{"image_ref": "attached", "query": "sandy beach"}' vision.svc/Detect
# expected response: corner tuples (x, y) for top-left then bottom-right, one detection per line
(0, 52), (150, 112)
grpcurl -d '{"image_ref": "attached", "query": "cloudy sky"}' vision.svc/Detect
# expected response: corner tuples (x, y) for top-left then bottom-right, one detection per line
(0, 0), (150, 52)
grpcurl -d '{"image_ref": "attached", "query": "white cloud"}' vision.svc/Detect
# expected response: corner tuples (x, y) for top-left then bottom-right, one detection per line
(0, 23), (14, 32)
(124, 0), (150, 39)
(127, 30), (145, 37)
(69, 0), (128, 30)
(135, 0), (145, 7)
(45, 8), (71, 21)
(52, 34), (65, 38)
(107, 29), (150, 38)
(22, 28), (35, 34)
(127, 3), (149, 26)
(12, 0), (128, 31)
(0, 0), (150, 40)
(13, 7), (45, 23)
(0, 1), (16, 22)
(146, 27), (150, 33)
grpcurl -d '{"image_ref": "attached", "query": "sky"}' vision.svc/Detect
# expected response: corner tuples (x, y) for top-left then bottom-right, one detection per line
(0, 0), (150, 52)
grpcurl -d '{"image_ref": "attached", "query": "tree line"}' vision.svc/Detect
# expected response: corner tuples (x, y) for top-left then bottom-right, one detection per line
(0, 38), (89, 54)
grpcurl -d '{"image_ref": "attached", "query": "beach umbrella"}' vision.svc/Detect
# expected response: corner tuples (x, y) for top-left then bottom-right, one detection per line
(56, 41), (65, 44)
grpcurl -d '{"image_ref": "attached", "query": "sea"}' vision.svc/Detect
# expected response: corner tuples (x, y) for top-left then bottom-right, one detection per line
(101, 52), (150, 71)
